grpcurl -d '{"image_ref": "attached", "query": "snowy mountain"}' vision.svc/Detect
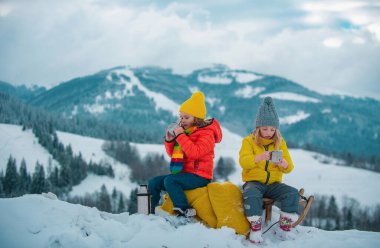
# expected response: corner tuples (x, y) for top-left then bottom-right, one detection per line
(15, 64), (380, 159)
(0, 80), (46, 101)
(2, 123), (380, 209)
(0, 194), (379, 248)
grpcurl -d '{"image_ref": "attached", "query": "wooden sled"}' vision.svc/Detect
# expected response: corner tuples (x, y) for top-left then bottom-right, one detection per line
(262, 188), (314, 227)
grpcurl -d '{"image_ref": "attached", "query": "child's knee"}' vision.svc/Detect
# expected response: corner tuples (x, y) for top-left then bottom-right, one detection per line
(147, 178), (154, 190)
(280, 188), (299, 213)
(163, 175), (175, 188)
(148, 176), (162, 191)
(286, 187), (299, 202)
(290, 187), (299, 195)
(243, 192), (263, 216)
(243, 198), (263, 216)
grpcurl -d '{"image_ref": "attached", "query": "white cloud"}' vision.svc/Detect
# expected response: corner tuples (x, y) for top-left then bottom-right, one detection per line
(352, 36), (365, 44)
(367, 23), (380, 42)
(348, 13), (370, 25)
(304, 14), (325, 25)
(0, 0), (379, 99)
(323, 38), (343, 48)
(302, 1), (367, 12)
(0, 3), (12, 17)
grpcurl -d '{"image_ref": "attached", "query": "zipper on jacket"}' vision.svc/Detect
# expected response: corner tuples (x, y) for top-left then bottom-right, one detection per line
(264, 145), (270, 184)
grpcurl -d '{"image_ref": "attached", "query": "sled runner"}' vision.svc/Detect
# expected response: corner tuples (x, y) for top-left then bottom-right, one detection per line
(262, 188), (314, 227)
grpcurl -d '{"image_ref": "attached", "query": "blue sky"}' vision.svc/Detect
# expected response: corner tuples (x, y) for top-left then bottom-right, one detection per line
(0, 0), (379, 98)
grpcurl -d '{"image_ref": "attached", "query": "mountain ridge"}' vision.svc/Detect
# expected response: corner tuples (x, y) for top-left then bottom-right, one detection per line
(1, 65), (380, 159)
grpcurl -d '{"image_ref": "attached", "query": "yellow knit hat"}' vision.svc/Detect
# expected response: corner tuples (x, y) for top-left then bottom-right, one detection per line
(179, 91), (207, 119)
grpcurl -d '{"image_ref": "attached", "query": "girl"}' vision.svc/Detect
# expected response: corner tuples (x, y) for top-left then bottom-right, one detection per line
(148, 91), (222, 217)
(239, 97), (299, 243)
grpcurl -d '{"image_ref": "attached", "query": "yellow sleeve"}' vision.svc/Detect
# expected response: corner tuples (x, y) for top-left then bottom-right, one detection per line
(239, 137), (257, 169)
(279, 139), (294, 173)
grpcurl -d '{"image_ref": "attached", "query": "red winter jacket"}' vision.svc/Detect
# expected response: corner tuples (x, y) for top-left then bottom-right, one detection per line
(164, 118), (223, 180)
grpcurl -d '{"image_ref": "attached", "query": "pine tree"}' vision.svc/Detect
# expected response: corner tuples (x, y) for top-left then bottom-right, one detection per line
(0, 173), (5, 197)
(345, 208), (353, 229)
(98, 184), (111, 212)
(19, 158), (31, 195)
(83, 193), (96, 208)
(48, 166), (61, 196)
(372, 205), (380, 231)
(118, 194), (126, 213)
(3, 156), (19, 197)
(49, 167), (59, 187)
(31, 162), (47, 194)
(111, 187), (118, 213)
(59, 164), (72, 188)
(127, 188), (138, 214)
(325, 218), (333, 230)
(47, 157), (53, 175)
(327, 196), (339, 230)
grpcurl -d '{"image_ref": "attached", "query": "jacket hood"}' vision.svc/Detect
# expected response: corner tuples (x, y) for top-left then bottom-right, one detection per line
(201, 118), (223, 143)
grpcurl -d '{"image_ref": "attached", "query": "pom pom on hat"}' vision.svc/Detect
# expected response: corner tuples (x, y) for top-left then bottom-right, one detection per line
(255, 97), (279, 128)
(179, 91), (207, 119)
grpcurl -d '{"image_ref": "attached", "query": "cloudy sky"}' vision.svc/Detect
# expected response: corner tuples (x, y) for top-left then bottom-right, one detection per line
(0, 0), (379, 98)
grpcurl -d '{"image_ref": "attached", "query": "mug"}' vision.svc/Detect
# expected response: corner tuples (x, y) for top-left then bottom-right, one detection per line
(270, 150), (282, 163)
(167, 122), (180, 136)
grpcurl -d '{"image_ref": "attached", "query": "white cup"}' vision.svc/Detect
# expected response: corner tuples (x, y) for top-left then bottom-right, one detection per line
(270, 150), (282, 163)
(167, 122), (180, 136)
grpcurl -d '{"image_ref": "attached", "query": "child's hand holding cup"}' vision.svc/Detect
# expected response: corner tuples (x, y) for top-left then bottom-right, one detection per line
(270, 150), (288, 169)
(270, 150), (282, 163)
(166, 122), (183, 140)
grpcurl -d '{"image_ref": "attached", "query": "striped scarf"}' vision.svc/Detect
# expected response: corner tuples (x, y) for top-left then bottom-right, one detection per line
(170, 126), (197, 174)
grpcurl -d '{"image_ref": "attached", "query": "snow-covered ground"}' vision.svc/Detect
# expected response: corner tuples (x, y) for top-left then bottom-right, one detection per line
(56, 131), (137, 197)
(0, 123), (136, 197)
(2, 123), (380, 208)
(1, 194), (379, 248)
(0, 124), (60, 172)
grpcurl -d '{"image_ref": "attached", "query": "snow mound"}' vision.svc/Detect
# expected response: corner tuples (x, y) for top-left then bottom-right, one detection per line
(0, 194), (379, 248)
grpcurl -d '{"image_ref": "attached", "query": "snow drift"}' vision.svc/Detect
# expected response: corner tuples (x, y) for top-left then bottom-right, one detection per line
(0, 194), (379, 248)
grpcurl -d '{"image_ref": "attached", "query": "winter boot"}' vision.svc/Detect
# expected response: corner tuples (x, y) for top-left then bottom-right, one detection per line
(173, 207), (197, 218)
(247, 215), (263, 244)
(274, 211), (298, 240)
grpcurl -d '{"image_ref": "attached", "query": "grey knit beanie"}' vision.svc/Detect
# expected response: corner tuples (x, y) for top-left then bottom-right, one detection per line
(255, 97), (279, 128)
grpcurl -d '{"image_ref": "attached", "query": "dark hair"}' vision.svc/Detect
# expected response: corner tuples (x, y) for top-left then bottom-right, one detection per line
(193, 117), (212, 128)
(177, 117), (212, 128)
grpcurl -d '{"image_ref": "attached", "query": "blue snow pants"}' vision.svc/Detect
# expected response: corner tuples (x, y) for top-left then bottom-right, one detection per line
(148, 173), (210, 213)
(243, 181), (299, 217)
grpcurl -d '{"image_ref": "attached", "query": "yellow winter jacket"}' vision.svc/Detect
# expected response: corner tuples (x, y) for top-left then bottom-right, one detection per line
(239, 135), (294, 184)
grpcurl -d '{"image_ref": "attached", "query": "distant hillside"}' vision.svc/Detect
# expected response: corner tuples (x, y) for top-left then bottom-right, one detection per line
(0, 80), (46, 101)
(0, 92), (156, 143)
(17, 65), (380, 160)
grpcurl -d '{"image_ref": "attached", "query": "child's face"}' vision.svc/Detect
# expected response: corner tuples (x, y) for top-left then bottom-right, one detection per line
(259, 126), (276, 139)
(179, 112), (195, 129)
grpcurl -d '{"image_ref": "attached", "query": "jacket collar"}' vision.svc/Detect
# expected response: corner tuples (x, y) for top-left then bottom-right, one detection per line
(259, 136), (274, 146)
